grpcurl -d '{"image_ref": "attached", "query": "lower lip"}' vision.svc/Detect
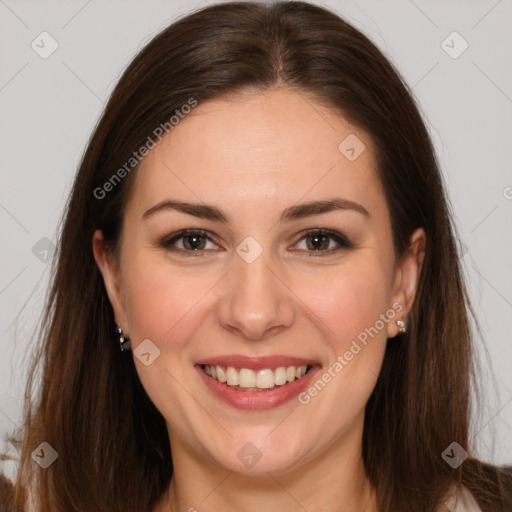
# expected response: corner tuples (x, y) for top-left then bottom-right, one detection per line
(195, 365), (321, 410)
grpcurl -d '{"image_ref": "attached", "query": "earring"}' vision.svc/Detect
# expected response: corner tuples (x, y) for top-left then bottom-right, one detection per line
(396, 318), (407, 333)
(116, 324), (131, 352)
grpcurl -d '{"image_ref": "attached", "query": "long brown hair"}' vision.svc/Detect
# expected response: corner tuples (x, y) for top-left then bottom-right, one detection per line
(5, 1), (511, 510)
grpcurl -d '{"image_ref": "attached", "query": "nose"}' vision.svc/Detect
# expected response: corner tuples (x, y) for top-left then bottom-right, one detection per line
(216, 247), (295, 341)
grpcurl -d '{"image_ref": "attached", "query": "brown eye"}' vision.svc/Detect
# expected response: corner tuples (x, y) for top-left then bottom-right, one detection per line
(181, 233), (207, 250)
(160, 230), (219, 255)
(293, 229), (352, 255)
(305, 233), (331, 251)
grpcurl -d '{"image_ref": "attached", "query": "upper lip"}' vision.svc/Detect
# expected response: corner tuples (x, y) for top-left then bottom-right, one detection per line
(196, 355), (319, 370)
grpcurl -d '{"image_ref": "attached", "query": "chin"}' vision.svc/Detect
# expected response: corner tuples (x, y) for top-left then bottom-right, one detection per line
(207, 436), (311, 476)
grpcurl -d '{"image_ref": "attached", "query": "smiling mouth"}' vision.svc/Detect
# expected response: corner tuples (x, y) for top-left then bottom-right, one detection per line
(201, 364), (312, 391)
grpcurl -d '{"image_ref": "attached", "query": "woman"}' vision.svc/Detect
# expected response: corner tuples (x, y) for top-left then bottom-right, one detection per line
(3, 1), (511, 511)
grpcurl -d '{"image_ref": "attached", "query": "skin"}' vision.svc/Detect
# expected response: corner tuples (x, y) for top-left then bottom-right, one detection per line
(93, 88), (425, 512)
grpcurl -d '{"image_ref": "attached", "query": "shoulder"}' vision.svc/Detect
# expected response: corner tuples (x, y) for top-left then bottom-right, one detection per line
(441, 484), (482, 512)
(0, 472), (39, 512)
(0, 438), (23, 511)
(0, 472), (23, 512)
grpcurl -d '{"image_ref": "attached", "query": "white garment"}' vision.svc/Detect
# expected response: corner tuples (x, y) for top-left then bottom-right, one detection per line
(443, 485), (482, 512)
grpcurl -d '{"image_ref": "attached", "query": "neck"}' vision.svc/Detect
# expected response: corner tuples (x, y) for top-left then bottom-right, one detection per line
(154, 416), (377, 512)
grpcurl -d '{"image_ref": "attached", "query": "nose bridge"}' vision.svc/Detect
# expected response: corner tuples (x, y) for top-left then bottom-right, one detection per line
(217, 239), (294, 340)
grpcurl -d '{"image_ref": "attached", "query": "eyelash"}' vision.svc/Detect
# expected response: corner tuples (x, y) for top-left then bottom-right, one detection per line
(159, 228), (353, 257)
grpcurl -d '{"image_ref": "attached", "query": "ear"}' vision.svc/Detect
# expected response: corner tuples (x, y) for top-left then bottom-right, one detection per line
(92, 229), (129, 333)
(387, 227), (426, 338)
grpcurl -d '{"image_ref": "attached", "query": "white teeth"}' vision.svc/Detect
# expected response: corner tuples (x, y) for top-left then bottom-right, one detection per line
(274, 366), (287, 386)
(204, 364), (309, 389)
(226, 367), (239, 386)
(295, 366), (307, 378)
(256, 369), (275, 389)
(216, 365), (227, 383)
(239, 368), (256, 388)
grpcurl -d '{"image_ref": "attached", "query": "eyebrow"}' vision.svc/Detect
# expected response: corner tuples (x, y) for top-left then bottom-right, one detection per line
(142, 197), (370, 223)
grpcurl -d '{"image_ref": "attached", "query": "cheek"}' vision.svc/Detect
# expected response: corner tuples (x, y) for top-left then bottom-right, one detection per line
(120, 252), (217, 424)
(293, 258), (393, 352)
(122, 251), (214, 354)
(293, 263), (392, 436)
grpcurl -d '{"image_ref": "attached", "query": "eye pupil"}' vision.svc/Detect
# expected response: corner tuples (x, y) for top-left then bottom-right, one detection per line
(185, 234), (204, 250)
(308, 234), (329, 251)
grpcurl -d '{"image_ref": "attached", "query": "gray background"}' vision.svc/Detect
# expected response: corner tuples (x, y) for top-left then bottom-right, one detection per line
(1, 0), (511, 469)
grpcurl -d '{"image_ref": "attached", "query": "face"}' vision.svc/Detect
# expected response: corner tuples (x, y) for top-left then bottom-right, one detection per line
(93, 88), (424, 476)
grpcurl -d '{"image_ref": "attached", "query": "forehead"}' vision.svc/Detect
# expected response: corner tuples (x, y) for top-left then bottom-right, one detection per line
(128, 88), (384, 219)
